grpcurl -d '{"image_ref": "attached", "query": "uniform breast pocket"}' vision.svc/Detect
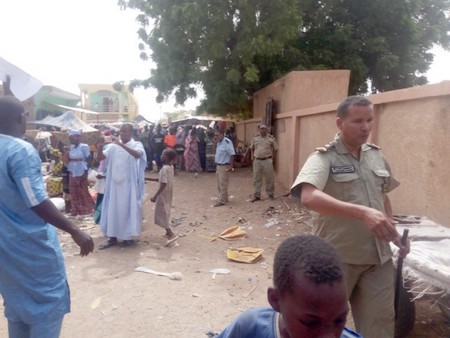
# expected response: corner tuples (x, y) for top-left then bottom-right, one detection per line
(372, 168), (390, 193)
(329, 172), (361, 201)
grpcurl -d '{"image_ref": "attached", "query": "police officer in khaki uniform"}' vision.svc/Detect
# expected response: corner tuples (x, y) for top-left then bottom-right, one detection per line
(250, 124), (279, 202)
(290, 96), (409, 338)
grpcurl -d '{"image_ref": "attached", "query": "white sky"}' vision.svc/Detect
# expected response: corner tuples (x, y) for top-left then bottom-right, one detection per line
(1, 0), (449, 121)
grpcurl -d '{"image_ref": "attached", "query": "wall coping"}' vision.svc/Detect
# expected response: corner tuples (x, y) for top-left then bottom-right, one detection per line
(275, 80), (450, 120)
(235, 117), (260, 125)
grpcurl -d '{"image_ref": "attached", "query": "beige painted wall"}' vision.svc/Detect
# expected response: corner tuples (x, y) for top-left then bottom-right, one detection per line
(252, 70), (350, 119)
(237, 71), (450, 224)
(373, 94), (450, 222)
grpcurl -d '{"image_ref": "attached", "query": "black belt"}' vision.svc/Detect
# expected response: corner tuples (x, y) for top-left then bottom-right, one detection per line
(216, 163), (230, 166)
(255, 156), (271, 160)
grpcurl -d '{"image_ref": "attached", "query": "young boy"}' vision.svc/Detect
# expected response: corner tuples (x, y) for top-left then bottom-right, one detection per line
(217, 235), (362, 338)
(149, 148), (178, 244)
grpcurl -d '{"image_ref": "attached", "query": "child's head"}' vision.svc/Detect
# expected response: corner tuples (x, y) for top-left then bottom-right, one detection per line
(267, 235), (349, 338)
(161, 148), (177, 164)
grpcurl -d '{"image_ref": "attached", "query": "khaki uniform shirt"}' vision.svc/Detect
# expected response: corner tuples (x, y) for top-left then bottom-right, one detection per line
(291, 137), (399, 265)
(250, 135), (279, 159)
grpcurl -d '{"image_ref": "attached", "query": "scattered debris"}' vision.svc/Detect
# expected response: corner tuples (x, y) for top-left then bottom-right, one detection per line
(208, 268), (231, 275)
(178, 229), (195, 237)
(237, 217), (247, 224)
(281, 198), (291, 210)
(264, 206), (280, 216)
(227, 247), (264, 263)
(170, 216), (187, 227)
(244, 283), (258, 298)
(219, 225), (247, 240)
(134, 266), (183, 281)
(199, 234), (218, 241)
(264, 217), (279, 228)
(90, 297), (101, 309)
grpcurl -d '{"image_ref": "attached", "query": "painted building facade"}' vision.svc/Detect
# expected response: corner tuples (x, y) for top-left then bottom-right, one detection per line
(79, 83), (138, 123)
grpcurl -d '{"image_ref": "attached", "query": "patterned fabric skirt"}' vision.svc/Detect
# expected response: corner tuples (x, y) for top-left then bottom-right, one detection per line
(205, 142), (216, 172)
(69, 173), (94, 216)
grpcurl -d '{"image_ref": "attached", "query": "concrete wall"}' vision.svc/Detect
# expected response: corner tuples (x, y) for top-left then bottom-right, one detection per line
(236, 70), (450, 224)
(370, 88), (450, 223)
(252, 70), (350, 119)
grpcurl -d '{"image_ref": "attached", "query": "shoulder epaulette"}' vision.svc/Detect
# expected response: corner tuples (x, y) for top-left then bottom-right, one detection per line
(367, 143), (381, 150)
(225, 138), (230, 144)
(315, 141), (336, 153)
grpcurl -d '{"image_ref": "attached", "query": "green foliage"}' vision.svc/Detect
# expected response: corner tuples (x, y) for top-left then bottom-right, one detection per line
(294, 0), (450, 93)
(164, 110), (189, 121)
(119, 0), (450, 115)
(112, 81), (124, 92)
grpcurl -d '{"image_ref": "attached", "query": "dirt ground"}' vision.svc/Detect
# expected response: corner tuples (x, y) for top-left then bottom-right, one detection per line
(0, 167), (449, 337)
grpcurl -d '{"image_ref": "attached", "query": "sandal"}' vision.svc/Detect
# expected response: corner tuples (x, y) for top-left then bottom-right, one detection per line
(99, 238), (118, 250)
(165, 236), (179, 246)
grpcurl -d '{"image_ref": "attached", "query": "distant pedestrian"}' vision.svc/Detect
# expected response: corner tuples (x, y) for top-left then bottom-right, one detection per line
(149, 124), (165, 171)
(250, 124), (278, 202)
(197, 126), (207, 171)
(213, 130), (235, 207)
(147, 124), (155, 171)
(140, 125), (151, 169)
(164, 126), (177, 149)
(205, 129), (217, 172)
(184, 129), (202, 172)
(93, 133), (112, 224)
(149, 148), (179, 245)
(65, 129), (94, 217)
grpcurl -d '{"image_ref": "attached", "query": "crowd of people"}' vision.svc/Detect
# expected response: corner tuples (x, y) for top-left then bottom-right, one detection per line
(1, 75), (411, 338)
(138, 122), (238, 174)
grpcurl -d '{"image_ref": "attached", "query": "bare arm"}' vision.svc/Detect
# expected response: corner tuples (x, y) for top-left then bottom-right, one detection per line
(250, 139), (255, 160)
(96, 139), (106, 161)
(229, 155), (235, 171)
(151, 182), (167, 202)
(32, 200), (94, 256)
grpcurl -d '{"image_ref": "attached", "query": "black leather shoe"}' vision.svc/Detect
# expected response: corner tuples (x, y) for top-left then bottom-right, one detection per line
(121, 240), (135, 247)
(99, 238), (118, 250)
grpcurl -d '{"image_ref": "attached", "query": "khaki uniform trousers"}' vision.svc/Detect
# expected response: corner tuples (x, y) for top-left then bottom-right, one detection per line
(343, 260), (395, 338)
(253, 158), (274, 198)
(216, 165), (230, 204)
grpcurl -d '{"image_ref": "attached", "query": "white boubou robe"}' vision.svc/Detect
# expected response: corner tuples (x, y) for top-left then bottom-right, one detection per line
(100, 139), (146, 240)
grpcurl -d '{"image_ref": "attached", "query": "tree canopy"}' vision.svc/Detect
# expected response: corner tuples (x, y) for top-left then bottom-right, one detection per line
(119, 0), (450, 116)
